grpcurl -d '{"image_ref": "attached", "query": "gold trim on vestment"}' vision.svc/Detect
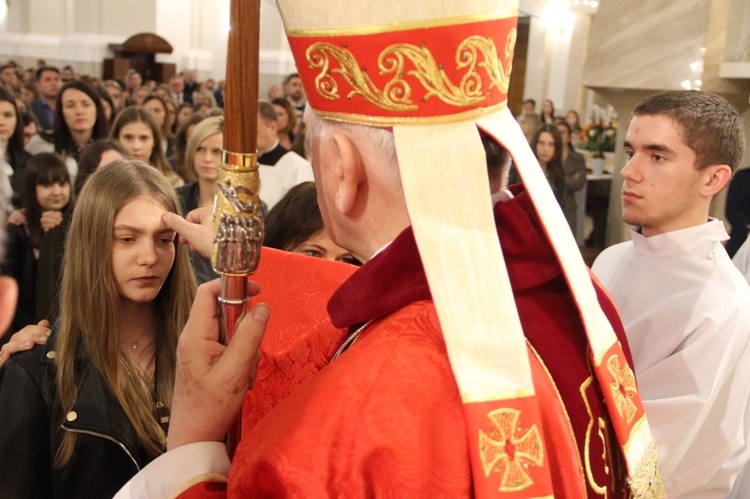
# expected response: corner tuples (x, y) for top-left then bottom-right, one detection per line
(285, 9), (519, 38)
(627, 441), (666, 498)
(526, 341), (586, 497)
(580, 376), (611, 497)
(312, 99), (508, 127)
(621, 417), (665, 498)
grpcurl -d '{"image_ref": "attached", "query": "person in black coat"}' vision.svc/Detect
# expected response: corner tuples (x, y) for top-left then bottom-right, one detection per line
(1, 153), (71, 345)
(725, 167), (750, 257)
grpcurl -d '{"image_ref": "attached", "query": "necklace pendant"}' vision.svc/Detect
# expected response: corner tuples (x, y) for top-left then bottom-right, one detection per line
(132, 342), (138, 349)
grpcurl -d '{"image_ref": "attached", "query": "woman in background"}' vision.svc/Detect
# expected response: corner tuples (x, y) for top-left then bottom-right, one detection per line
(531, 124), (565, 208)
(175, 116), (223, 283)
(170, 112), (207, 180)
(519, 112), (540, 145)
(144, 95), (175, 158)
(555, 120), (587, 237)
(540, 98), (556, 124)
(111, 106), (183, 188)
(272, 98), (298, 150)
(0, 87), (30, 208)
(95, 86), (117, 129)
(265, 182), (359, 265)
(25, 80), (109, 182)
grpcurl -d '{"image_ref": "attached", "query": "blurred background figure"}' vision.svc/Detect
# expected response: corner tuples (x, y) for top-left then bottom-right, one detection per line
(264, 182), (360, 265)
(1, 152), (71, 342)
(271, 98), (298, 150)
(110, 106), (183, 187)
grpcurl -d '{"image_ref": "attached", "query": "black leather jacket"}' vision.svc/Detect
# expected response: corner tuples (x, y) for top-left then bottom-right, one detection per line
(0, 334), (159, 498)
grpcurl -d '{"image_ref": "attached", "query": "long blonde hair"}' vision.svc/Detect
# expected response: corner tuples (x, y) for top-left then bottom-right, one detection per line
(55, 159), (196, 466)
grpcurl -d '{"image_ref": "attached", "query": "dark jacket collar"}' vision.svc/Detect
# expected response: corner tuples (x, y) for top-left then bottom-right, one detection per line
(42, 332), (150, 468)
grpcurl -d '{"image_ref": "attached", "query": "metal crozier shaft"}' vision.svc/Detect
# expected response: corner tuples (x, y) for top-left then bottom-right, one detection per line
(211, 151), (263, 345)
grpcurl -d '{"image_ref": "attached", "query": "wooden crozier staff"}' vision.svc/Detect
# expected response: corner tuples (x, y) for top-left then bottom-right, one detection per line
(211, 0), (263, 459)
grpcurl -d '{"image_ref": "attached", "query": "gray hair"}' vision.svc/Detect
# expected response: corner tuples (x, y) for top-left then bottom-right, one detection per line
(304, 107), (400, 186)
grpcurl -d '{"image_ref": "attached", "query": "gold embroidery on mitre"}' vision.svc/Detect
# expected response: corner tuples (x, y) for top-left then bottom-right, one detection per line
(606, 355), (638, 424)
(478, 408), (544, 492)
(305, 30), (516, 112)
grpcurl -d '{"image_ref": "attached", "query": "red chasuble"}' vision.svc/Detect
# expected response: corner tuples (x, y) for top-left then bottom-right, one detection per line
(180, 187), (633, 497)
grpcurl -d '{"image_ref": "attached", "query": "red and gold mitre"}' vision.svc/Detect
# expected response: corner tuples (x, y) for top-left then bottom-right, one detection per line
(275, 1), (663, 496)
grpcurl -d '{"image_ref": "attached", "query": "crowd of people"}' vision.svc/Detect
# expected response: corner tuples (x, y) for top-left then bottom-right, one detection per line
(1, 2), (750, 496)
(0, 61), (326, 345)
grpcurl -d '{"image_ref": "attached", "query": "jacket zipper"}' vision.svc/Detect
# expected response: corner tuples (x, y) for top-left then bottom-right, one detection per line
(61, 425), (140, 470)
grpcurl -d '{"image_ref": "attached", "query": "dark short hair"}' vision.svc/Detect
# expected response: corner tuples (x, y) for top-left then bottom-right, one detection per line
(35, 65), (60, 81)
(264, 182), (324, 251)
(633, 91), (745, 172)
(481, 134), (510, 170)
(74, 139), (129, 196)
(283, 73), (300, 85)
(258, 100), (277, 124)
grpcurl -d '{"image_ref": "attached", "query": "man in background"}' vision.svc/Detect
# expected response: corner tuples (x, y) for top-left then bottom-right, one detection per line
(256, 100), (313, 210)
(29, 66), (61, 132)
(282, 73), (305, 116)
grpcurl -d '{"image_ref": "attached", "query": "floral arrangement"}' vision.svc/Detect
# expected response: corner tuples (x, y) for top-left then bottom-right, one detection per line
(579, 104), (618, 157)
(580, 119), (617, 157)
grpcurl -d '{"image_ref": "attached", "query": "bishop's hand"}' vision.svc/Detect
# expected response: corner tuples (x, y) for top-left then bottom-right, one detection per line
(167, 278), (268, 451)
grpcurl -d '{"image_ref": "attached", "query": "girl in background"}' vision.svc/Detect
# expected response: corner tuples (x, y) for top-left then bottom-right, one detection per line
(1, 152), (71, 340)
(531, 123), (565, 207)
(144, 95), (175, 158)
(111, 106), (183, 188)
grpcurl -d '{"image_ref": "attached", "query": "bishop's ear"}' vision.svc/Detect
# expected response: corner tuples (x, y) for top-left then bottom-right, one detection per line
(331, 131), (365, 215)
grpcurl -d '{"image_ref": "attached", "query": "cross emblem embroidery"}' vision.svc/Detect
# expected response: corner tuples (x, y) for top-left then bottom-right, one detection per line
(478, 408), (544, 492)
(607, 354), (638, 424)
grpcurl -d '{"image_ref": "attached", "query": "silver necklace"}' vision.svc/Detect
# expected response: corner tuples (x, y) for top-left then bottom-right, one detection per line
(128, 322), (154, 350)
(331, 320), (374, 362)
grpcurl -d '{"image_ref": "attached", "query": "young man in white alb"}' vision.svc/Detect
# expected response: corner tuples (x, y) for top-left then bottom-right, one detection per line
(593, 90), (750, 497)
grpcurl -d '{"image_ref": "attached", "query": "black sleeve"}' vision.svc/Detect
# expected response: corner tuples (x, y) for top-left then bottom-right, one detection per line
(35, 222), (67, 323)
(0, 357), (54, 497)
(726, 170), (750, 229)
(0, 224), (25, 279)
